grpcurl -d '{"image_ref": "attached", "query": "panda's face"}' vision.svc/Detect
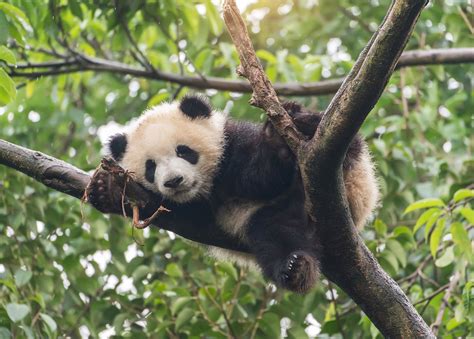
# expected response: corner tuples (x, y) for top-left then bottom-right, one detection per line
(106, 95), (226, 203)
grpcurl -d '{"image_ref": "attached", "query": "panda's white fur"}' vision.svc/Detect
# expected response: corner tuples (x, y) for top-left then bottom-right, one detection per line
(109, 102), (227, 203)
(344, 145), (379, 229)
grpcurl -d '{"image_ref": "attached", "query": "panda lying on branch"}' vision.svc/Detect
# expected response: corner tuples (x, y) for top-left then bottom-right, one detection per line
(88, 95), (378, 293)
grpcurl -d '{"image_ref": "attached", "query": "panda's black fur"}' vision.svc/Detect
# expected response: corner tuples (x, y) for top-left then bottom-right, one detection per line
(99, 95), (378, 293)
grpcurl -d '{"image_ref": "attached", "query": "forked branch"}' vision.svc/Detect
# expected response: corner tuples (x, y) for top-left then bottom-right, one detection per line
(222, 0), (433, 337)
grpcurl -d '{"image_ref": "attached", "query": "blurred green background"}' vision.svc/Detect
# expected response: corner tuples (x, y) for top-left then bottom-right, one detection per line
(0, 0), (472, 337)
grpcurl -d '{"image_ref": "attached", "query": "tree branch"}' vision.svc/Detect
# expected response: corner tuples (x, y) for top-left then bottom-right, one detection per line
(222, 0), (434, 337)
(222, 0), (303, 151)
(7, 48), (473, 97)
(431, 272), (460, 336)
(0, 139), (245, 252)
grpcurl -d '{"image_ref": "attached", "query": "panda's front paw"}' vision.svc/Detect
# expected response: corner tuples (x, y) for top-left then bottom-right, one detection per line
(86, 170), (124, 215)
(279, 251), (319, 294)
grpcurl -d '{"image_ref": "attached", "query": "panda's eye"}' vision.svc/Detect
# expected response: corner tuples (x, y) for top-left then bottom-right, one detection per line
(176, 145), (199, 165)
(145, 159), (156, 183)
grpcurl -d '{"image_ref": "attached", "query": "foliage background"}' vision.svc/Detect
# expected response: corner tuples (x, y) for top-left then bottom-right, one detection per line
(0, 0), (472, 337)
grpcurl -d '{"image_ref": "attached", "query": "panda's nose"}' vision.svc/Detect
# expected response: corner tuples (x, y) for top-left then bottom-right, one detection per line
(164, 176), (184, 188)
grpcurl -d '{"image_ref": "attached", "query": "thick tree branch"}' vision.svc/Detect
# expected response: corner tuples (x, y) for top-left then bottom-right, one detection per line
(7, 48), (473, 97)
(313, 1), (428, 164)
(0, 139), (245, 252)
(0, 139), (89, 199)
(222, 0), (434, 337)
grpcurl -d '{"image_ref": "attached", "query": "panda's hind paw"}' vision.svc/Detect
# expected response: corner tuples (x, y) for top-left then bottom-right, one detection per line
(279, 251), (319, 294)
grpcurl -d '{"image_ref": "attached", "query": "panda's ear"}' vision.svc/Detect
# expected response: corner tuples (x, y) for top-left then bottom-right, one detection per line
(107, 133), (127, 161)
(179, 94), (212, 119)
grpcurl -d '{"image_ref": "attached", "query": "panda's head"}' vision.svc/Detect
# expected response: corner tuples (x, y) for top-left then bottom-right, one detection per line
(105, 95), (226, 203)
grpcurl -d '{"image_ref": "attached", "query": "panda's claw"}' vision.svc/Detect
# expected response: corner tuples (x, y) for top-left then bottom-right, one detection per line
(278, 251), (319, 294)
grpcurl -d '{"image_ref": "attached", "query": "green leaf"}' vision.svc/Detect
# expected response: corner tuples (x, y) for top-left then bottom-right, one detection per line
(19, 325), (33, 339)
(374, 219), (387, 236)
(205, 0), (222, 36)
(463, 282), (473, 313)
(5, 303), (30, 322)
(424, 210), (443, 239)
(287, 324), (308, 339)
(171, 297), (193, 316)
(69, 0), (84, 20)
(413, 208), (440, 233)
(386, 239), (407, 268)
(453, 189), (474, 202)
(0, 328), (11, 339)
(0, 3), (32, 33)
(39, 313), (57, 332)
(14, 269), (32, 287)
(256, 49), (277, 64)
(446, 317), (464, 331)
(174, 308), (194, 331)
(259, 312), (281, 338)
(404, 198), (445, 214)
(459, 207), (474, 224)
(382, 251), (399, 271)
(132, 265), (149, 282)
(0, 68), (16, 103)
(216, 261), (238, 281)
(429, 218), (445, 258)
(451, 222), (472, 255)
(0, 46), (15, 64)
(435, 246), (454, 267)
(148, 91), (169, 106)
(165, 263), (183, 278)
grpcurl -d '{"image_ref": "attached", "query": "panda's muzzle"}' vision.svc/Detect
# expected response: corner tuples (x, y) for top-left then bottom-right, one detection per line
(164, 175), (184, 188)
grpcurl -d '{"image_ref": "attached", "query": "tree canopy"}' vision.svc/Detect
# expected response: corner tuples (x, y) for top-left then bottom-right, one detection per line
(0, 0), (473, 338)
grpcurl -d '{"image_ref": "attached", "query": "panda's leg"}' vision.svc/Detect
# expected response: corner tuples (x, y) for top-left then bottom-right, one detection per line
(247, 208), (320, 293)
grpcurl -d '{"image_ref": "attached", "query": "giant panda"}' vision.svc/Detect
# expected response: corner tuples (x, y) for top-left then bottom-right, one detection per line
(95, 95), (379, 293)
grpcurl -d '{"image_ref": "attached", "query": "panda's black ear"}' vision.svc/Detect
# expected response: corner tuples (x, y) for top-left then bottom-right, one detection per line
(179, 94), (212, 119)
(107, 133), (127, 161)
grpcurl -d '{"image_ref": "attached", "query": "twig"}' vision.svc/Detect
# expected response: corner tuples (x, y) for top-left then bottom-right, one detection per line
(186, 274), (233, 337)
(115, 0), (157, 74)
(222, 0), (304, 152)
(431, 272), (460, 336)
(328, 282), (346, 339)
(457, 6), (474, 35)
(413, 283), (449, 306)
(245, 287), (272, 339)
(202, 287), (237, 338)
(337, 5), (374, 33)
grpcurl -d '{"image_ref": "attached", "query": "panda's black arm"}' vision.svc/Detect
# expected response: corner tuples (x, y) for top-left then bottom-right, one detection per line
(148, 203), (251, 253)
(85, 164), (250, 253)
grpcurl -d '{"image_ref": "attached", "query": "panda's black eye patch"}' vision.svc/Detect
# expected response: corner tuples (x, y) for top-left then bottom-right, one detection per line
(176, 145), (199, 165)
(145, 159), (156, 183)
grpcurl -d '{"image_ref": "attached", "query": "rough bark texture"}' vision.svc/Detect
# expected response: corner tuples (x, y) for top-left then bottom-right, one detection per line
(8, 48), (474, 96)
(222, 0), (434, 337)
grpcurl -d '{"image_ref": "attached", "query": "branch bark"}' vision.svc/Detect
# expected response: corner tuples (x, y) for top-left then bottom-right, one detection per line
(222, 0), (303, 151)
(7, 48), (474, 96)
(222, 0), (434, 337)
